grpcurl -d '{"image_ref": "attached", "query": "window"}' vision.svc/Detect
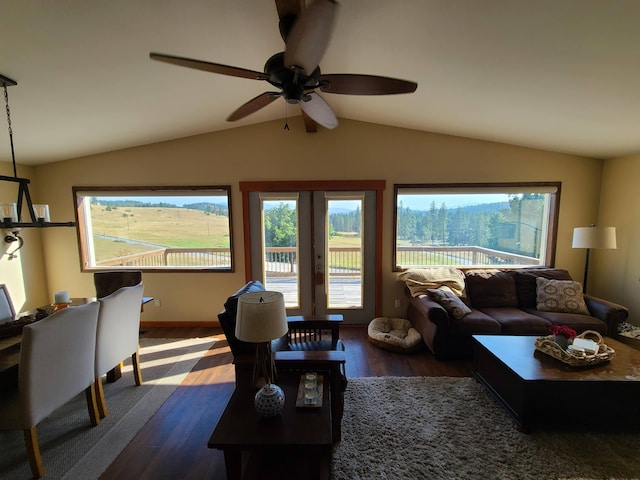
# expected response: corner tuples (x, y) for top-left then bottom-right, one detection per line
(73, 186), (233, 272)
(393, 183), (561, 270)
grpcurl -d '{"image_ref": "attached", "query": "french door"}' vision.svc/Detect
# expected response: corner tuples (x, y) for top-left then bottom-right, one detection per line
(240, 181), (384, 324)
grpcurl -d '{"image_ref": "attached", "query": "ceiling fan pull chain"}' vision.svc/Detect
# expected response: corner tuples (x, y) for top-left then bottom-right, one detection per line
(283, 103), (290, 130)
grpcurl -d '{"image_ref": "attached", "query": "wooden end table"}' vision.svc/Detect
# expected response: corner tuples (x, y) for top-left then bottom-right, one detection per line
(473, 334), (640, 432)
(208, 372), (333, 480)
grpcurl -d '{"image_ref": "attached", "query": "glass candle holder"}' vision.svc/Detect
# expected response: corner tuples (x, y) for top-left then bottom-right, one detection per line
(32, 204), (50, 222)
(1, 203), (18, 222)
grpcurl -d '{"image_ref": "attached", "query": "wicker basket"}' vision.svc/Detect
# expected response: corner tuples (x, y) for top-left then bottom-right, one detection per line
(534, 330), (615, 367)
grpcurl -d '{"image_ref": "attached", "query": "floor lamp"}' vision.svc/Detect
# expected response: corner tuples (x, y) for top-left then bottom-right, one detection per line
(572, 225), (617, 293)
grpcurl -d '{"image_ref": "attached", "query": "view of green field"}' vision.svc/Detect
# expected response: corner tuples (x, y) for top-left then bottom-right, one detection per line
(90, 204), (230, 261)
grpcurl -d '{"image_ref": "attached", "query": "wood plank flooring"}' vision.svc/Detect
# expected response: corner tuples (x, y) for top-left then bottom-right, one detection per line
(100, 326), (472, 480)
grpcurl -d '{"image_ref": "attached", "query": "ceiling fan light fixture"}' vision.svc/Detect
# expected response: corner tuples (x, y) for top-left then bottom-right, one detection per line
(150, 0), (417, 132)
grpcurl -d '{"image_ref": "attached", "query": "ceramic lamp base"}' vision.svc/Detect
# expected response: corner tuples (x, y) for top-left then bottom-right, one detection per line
(254, 383), (285, 417)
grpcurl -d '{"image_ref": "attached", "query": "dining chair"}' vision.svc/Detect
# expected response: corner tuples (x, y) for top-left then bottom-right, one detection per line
(93, 270), (142, 298)
(94, 284), (144, 418)
(0, 302), (101, 479)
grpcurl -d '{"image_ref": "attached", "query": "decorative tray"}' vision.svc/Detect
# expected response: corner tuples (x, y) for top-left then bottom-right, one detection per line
(0, 308), (51, 339)
(534, 330), (615, 367)
(295, 374), (324, 409)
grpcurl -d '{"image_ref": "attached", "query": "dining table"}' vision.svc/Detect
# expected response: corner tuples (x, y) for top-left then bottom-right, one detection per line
(0, 296), (153, 385)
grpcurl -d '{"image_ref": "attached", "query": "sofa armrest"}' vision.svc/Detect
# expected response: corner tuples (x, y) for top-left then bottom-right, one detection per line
(584, 295), (629, 336)
(407, 295), (451, 330)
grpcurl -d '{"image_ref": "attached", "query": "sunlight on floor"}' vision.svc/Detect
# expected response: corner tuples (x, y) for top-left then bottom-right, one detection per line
(115, 337), (220, 386)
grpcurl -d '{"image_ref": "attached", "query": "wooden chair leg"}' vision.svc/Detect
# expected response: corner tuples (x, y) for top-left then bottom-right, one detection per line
(132, 349), (143, 386)
(23, 426), (44, 479)
(106, 362), (123, 383)
(95, 377), (108, 419)
(86, 383), (101, 425)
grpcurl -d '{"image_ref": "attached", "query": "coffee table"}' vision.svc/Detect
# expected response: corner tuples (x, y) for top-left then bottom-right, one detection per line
(473, 334), (640, 431)
(208, 372), (332, 480)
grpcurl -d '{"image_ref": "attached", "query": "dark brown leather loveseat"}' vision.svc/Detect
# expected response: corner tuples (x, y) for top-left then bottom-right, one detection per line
(405, 268), (629, 359)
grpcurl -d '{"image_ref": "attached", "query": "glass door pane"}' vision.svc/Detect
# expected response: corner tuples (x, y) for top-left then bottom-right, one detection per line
(261, 195), (300, 309)
(326, 196), (363, 308)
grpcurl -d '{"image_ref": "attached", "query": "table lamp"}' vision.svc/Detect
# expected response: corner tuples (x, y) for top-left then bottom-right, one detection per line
(235, 290), (288, 417)
(572, 225), (616, 293)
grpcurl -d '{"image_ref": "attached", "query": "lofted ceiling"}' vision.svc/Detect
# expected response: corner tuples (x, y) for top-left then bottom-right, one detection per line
(1, 0), (640, 166)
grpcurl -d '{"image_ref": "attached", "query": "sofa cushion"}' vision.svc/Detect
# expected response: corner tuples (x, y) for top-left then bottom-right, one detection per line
(512, 268), (572, 308)
(427, 288), (471, 320)
(449, 309), (502, 336)
(536, 278), (589, 315)
(465, 270), (518, 308)
(479, 307), (551, 335)
(522, 308), (607, 335)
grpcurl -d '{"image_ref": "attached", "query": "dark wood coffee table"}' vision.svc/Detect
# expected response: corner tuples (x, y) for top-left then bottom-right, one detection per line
(473, 334), (640, 431)
(208, 372), (332, 480)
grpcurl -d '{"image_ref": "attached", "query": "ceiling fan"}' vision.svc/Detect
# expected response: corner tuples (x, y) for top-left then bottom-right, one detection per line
(149, 0), (418, 132)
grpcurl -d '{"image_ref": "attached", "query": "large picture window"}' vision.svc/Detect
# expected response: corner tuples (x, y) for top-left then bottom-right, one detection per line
(73, 186), (233, 272)
(393, 183), (561, 270)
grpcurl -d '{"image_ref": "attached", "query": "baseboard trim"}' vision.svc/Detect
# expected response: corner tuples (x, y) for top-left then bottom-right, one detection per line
(140, 321), (220, 328)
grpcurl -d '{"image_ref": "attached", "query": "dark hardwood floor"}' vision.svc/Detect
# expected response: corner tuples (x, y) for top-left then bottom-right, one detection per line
(100, 325), (472, 480)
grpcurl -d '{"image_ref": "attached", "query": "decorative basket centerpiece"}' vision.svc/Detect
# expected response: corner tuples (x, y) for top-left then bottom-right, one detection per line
(535, 329), (615, 367)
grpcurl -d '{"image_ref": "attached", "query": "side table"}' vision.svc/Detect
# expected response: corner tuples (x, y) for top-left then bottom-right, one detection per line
(208, 372), (332, 480)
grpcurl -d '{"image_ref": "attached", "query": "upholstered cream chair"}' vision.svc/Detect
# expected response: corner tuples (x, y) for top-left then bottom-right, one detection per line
(0, 302), (101, 479)
(94, 284), (144, 418)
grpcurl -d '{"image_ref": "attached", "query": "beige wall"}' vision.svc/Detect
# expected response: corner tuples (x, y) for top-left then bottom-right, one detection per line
(5, 118), (606, 323)
(593, 153), (640, 323)
(0, 161), (50, 312)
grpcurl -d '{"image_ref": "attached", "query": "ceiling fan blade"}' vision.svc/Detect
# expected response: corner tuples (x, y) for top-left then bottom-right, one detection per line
(284, 0), (338, 75)
(275, 0), (305, 41)
(227, 92), (282, 122)
(299, 92), (338, 129)
(301, 111), (318, 133)
(150, 52), (269, 81)
(319, 74), (418, 95)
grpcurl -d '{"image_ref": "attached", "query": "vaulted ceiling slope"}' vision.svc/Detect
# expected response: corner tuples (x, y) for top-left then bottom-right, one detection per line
(1, 0), (640, 166)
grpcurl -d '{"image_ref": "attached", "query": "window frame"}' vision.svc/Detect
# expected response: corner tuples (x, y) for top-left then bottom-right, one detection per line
(73, 185), (234, 273)
(392, 182), (561, 271)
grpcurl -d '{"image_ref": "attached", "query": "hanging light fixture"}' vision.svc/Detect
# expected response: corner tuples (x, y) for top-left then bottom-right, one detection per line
(1, 73), (75, 256)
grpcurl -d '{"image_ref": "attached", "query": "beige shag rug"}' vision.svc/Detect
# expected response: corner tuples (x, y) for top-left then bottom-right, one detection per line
(331, 376), (640, 480)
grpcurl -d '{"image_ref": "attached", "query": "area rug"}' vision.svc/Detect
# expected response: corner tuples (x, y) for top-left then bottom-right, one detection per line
(331, 377), (640, 480)
(0, 336), (216, 480)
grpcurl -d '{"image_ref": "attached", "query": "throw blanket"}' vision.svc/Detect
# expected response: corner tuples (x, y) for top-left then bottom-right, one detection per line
(397, 267), (466, 297)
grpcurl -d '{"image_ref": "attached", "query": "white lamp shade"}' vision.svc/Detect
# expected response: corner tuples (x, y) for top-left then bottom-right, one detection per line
(235, 291), (288, 343)
(572, 226), (617, 249)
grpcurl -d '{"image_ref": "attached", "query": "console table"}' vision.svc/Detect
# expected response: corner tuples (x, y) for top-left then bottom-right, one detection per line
(208, 372), (332, 480)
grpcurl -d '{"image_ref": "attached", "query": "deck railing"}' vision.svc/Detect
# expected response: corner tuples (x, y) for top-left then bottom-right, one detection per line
(97, 248), (232, 268)
(96, 245), (539, 270)
(396, 245), (540, 267)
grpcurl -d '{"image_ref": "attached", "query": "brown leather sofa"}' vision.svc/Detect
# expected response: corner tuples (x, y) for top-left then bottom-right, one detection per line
(406, 267), (629, 359)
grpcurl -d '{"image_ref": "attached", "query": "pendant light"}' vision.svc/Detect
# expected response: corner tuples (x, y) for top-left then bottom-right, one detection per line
(1, 73), (75, 257)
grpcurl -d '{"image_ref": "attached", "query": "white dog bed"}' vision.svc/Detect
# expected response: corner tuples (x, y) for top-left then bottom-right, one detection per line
(367, 317), (422, 353)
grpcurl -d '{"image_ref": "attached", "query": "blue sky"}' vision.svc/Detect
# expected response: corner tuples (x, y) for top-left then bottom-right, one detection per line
(398, 194), (510, 210)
